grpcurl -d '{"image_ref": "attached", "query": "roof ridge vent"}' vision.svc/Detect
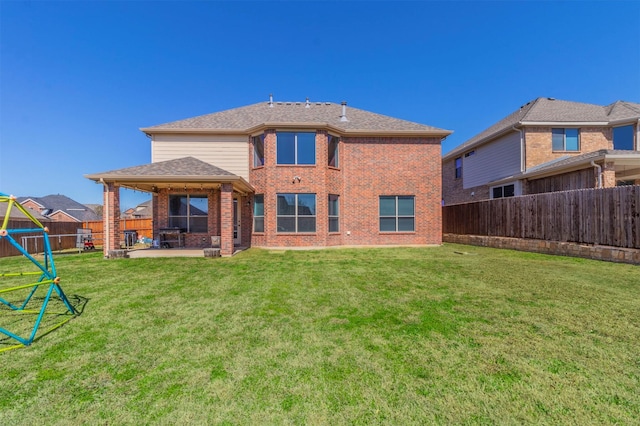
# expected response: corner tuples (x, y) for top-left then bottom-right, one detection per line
(340, 101), (348, 122)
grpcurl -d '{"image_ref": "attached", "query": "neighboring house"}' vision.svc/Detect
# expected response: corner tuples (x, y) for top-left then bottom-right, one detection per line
(0, 200), (49, 222)
(19, 194), (101, 222)
(442, 98), (640, 204)
(86, 96), (452, 256)
(122, 199), (152, 219)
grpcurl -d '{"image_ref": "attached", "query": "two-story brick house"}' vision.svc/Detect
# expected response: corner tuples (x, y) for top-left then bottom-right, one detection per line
(442, 98), (640, 205)
(87, 97), (451, 256)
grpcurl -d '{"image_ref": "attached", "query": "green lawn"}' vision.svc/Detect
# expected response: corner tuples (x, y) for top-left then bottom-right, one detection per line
(1, 244), (639, 425)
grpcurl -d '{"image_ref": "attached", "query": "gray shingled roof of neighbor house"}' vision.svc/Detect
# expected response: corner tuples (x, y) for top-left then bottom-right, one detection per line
(17, 194), (101, 222)
(141, 100), (452, 136)
(444, 98), (640, 160)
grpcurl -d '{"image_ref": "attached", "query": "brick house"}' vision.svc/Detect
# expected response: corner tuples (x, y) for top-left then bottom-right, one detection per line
(86, 97), (451, 256)
(18, 194), (101, 222)
(442, 98), (640, 204)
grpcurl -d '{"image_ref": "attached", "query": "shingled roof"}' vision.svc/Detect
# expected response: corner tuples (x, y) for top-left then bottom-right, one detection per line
(17, 194), (100, 222)
(444, 98), (640, 160)
(85, 157), (253, 194)
(141, 100), (452, 136)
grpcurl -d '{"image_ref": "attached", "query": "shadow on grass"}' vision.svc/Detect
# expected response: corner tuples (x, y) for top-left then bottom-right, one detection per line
(0, 293), (89, 352)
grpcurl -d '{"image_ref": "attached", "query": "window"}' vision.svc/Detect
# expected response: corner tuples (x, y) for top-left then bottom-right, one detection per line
(328, 194), (339, 232)
(253, 134), (265, 167)
(379, 196), (415, 232)
(455, 157), (462, 179)
(491, 184), (515, 199)
(168, 195), (208, 233)
(613, 125), (635, 150)
(277, 132), (316, 165)
(328, 135), (339, 167)
(253, 194), (264, 232)
(464, 150), (475, 158)
(277, 193), (316, 233)
(552, 128), (580, 151)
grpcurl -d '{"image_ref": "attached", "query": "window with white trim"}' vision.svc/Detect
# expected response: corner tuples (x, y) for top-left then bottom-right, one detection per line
(491, 184), (515, 199)
(552, 128), (580, 151)
(379, 196), (415, 232)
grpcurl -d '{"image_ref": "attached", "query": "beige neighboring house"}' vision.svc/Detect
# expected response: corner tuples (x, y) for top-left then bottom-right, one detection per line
(442, 98), (640, 204)
(122, 199), (152, 219)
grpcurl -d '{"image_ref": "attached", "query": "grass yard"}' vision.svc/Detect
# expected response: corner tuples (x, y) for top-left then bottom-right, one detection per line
(0, 244), (639, 425)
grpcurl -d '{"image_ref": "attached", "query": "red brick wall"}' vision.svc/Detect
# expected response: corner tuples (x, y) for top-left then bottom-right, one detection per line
(249, 132), (442, 247)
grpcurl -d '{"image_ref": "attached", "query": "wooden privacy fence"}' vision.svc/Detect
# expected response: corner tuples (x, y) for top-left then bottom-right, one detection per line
(83, 218), (153, 241)
(0, 220), (82, 258)
(443, 186), (640, 249)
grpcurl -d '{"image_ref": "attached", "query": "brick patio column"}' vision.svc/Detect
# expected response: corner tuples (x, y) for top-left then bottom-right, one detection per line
(103, 182), (121, 256)
(220, 183), (234, 256)
(602, 161), (616, 188)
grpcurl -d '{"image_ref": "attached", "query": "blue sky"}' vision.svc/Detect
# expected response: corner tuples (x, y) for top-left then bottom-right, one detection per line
(1, 0), (639, 210)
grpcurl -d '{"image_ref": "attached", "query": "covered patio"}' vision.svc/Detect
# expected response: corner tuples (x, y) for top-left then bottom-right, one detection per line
(85, 157), (254, 258)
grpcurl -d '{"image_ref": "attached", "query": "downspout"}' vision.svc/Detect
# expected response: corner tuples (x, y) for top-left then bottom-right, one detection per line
(590, 161), (602, 188)
(99, 178), (110, 255)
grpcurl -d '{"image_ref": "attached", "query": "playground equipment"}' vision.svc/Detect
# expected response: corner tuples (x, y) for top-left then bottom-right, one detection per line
(0, 193), (76, 352)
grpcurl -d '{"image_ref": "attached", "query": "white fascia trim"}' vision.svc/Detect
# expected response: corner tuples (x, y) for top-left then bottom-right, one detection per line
(519, 121), (609, 126)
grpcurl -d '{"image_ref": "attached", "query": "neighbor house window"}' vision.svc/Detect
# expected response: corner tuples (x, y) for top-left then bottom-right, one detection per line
(552, 128), (580, 151)
(168, 195), (208, 233)
(277, 132), (316, 165)
(253, 134), (265, 167)
(455, 157), (462, 179)
(491, 184), (515, 199)
(328, 194), (339, 232)
(613, 125), (635, 150)
(379, 196), (415, 232)
(253, 194), (264, 233)
(277, 193), (316, 232)
(328, 135), (339, 168)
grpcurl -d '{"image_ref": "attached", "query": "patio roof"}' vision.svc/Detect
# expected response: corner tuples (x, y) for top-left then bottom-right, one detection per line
(84, 156), (254, 194)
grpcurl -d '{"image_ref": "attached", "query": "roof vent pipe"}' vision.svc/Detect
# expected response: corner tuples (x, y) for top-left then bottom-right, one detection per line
(305, 97), (310, 108)
(340, 101), (348, 122)
(269, 93), (273, 107)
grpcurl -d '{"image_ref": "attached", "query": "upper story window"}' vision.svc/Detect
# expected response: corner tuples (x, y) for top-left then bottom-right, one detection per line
(552, 128), (580, 151)
(328, 135), (339, 167)
(455, 157), (462, 179)
(253, 134), (265, 167)
(613, 125), (635, 150)
(277, 132), (316, 165)
(169, 194), (208, 233)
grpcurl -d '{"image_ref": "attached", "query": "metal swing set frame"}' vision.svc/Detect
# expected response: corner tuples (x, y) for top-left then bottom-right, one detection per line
(0, 193), (76, 352)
